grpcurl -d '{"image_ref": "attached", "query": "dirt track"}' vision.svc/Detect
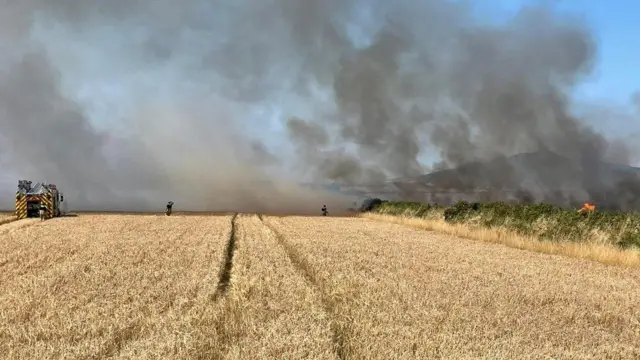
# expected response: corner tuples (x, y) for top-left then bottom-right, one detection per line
(0, 214), (638, 359)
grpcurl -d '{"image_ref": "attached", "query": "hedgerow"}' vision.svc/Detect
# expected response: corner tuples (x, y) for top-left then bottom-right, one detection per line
(374, 201), (443, 218)
(373, 200), (640, 249)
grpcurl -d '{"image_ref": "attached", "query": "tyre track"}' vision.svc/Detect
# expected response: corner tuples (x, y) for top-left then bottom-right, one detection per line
(259, 215), (349, 360)
(212, 213), (238, 301)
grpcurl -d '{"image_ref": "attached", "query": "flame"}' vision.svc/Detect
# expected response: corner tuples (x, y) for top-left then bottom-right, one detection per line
(578, 202), (596, 213)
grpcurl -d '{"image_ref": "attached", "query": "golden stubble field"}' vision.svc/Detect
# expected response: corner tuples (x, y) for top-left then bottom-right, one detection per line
(0, 212), (16, 226)
(0, 214), (639, 359)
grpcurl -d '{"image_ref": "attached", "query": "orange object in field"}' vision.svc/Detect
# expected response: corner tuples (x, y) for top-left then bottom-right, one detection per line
(578, 202), (596, 213)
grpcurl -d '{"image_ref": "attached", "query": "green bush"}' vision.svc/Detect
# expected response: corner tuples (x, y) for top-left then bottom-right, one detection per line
(373, 200), (640, 250)
(375, 201), (442, 218)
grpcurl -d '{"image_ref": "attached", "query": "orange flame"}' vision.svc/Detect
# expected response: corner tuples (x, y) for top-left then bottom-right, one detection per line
(578, 202), (596, 213)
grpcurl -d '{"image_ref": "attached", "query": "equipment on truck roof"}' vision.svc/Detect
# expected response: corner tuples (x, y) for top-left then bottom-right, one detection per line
(15, 180), (67, 220)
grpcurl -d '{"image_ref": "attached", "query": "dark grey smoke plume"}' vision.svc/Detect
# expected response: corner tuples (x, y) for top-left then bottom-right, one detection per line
(0, 0), (637, 212)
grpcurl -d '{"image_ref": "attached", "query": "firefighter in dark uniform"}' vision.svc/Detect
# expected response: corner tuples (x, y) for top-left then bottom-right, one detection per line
(321, 205), (328, 216)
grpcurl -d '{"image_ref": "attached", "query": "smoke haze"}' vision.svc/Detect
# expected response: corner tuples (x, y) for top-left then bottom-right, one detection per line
(0, 0), (637, 212)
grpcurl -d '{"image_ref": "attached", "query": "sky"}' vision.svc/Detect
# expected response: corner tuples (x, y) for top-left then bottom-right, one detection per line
(472, 0), (639, 104)
(538, 1), (638, 105)
(41, 0), (640, 163)
(443, 0), (640, 164)
(0, 0), (639, 211)
(567, 2), (638, 103)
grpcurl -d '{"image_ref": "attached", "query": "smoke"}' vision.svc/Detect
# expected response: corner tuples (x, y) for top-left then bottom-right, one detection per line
(0, 0), (637, 212)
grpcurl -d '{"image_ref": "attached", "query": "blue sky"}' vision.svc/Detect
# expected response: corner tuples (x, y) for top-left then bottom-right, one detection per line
(482, 0), (639, 105)
(563, 1), (639, 103)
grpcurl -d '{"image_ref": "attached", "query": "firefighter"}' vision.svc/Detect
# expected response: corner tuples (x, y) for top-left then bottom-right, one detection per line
(321, 205), (328, 216)
(39, 203), (46, 221)
(166, 201), (174, 216)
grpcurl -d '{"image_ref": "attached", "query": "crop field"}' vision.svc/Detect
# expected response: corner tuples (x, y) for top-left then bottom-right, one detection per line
(0, 212), (15, 223)
(1, 214), (639, 359)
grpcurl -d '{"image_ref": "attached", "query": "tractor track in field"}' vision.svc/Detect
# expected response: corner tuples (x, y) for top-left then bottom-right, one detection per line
(212, 213), (238, 301)
(258, 215), (349, 360)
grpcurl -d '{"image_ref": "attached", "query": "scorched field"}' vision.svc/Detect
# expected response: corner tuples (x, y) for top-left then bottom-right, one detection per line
(0, 214), (639, 359)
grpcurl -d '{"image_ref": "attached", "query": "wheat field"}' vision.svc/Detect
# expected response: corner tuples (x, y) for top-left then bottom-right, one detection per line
(0, 214), (639, 359)
(362, 213), (640, 269)
(0, 212), (16, 225)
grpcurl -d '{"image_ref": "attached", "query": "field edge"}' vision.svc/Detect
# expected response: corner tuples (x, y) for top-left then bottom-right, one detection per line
(361, 213), (640, 269)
